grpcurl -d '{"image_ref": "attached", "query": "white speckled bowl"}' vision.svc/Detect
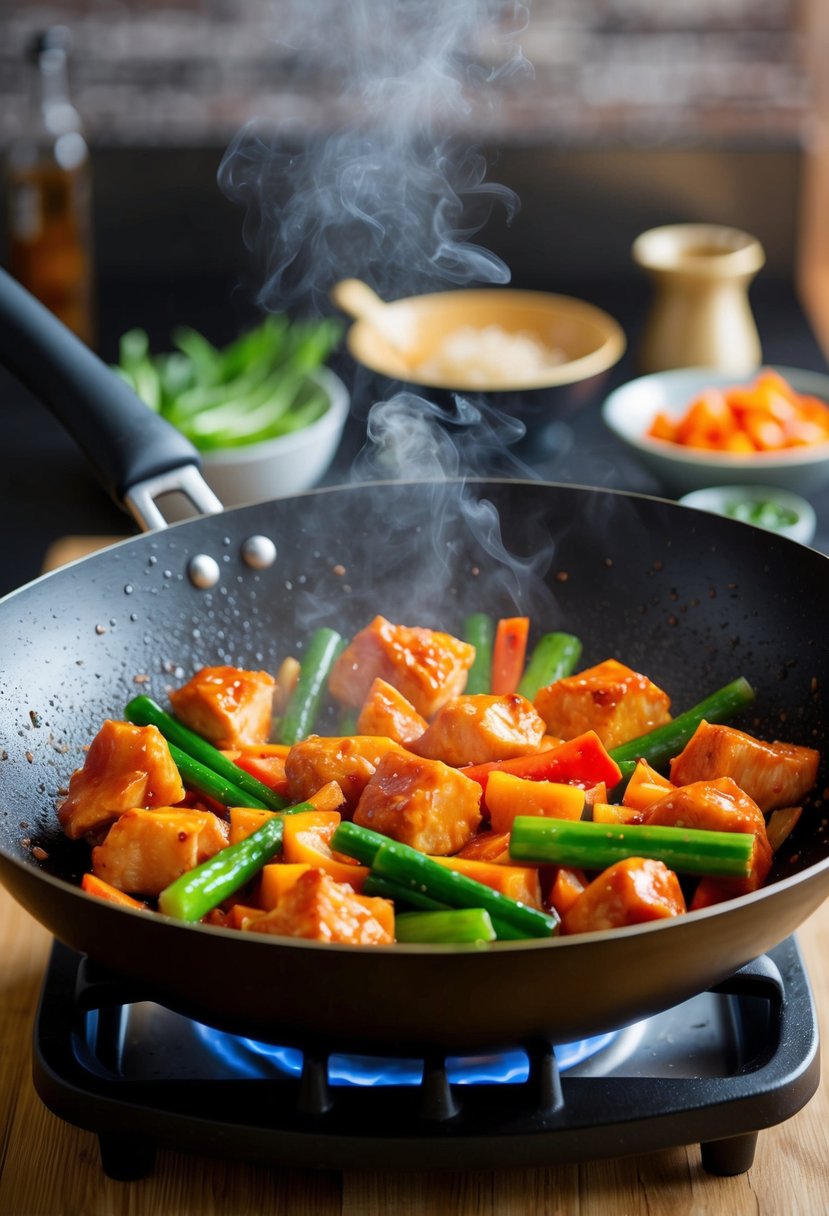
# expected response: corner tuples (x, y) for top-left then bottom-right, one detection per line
(678, 485), (817, 545)
(601, 365), (829, 495)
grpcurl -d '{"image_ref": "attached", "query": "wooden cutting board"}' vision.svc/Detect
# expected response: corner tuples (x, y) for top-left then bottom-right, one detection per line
(1, 537), (827, 1214)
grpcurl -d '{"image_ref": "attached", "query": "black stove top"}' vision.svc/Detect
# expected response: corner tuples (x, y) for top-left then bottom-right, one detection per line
(32, 935), (820, 1182)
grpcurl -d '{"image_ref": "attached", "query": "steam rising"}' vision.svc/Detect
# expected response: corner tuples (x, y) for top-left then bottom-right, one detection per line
(349, 391), (561, 615)
(218, 0), (531, 312)
(219, 0), (570, 623)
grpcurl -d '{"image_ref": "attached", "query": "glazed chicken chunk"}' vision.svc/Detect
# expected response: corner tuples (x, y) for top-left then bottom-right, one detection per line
(354, 749), (483, 855)
(91, 807), (228, 896)
(356, 678), (428, 746)
(534, 658), (672, 750)
(562, 857), (686, 934)
(642, 775), (772, 893)
(169, 664), (275, 748)
(328, 616), (475, 718)
(247, 869), (394, 945)
(669, 720), (819, 813)
(285, 735), (403, 814)
(58, 720), (185, 840)
(410, 693), (546, 767)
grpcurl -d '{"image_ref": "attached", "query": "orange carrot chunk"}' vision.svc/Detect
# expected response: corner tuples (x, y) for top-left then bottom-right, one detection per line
(81, 872), (148, 909)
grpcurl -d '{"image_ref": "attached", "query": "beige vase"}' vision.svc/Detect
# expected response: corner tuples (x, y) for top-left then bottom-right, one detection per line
(632, 223), (765, 374)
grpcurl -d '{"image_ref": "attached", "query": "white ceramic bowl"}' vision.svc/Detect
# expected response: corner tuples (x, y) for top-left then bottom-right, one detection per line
(601, 365), (829, 495)
(197, 366), (350, 508)
(678, 485), (817, 545)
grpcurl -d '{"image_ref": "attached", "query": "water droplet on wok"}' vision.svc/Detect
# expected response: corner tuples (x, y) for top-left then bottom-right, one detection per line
(124, 584), (134, 595)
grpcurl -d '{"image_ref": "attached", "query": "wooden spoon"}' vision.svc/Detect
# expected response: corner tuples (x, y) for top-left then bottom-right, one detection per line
(329, 279), (418, 368)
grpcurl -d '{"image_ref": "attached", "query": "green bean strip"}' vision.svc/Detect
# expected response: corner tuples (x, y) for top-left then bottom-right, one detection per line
(363, 872), (447, 910)
(336, 823), (546, 940)
(331, 820), (387, 866)
(166, 740), (270, 809)
(608, 677), (755, 769)
(608, 758), (638, 800)
(372, 841), (559, 938)
(518, 632), (583, 700)
(463, 613), (494, 694)
(125, 694), (287, 810)
(278, 627), (344, 745)
(362, 871), (526, 940)
(159, 812), (288, 921)
(395, 909), (496, 944)
(509, 816), (754, 878)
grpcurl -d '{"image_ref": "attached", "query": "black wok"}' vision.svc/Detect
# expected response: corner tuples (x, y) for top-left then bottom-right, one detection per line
(1, 268), (828, 1055)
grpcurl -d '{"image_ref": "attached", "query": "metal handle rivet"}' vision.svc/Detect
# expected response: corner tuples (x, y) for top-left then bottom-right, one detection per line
(188, 554), (221, 589)
(241, 535), (277, 569)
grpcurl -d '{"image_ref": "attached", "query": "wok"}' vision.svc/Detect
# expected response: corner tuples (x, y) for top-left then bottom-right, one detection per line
(1, 268), (828, 1055)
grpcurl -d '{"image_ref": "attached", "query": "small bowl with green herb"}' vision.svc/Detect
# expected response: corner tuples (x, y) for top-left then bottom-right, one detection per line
(678, 484), (817, 544)
(115, 315), (348, 507)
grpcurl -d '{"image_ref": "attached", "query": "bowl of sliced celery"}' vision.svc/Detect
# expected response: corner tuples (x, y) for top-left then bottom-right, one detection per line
(115, 315), (349, 508)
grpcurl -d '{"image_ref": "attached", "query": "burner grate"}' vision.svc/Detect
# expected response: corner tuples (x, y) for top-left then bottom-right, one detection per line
(32, 937), (820, 1182)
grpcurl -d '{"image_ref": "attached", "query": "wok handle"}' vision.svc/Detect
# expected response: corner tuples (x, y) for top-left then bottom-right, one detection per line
(0, 268), (218, 518)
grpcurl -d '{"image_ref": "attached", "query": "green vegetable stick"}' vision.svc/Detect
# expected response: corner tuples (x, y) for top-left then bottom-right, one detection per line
(509, 816), (754, 878)
(158, 814), (285, 921)
(463, 613), (495, 694)
(609, 677), (755, 769)
(363, 871), (448, 910)
(362, 871), (525, 940)
(278, 627), (344, 745)
(394, 909), (497, 944)
(125, 694), (287, 810)
(372, 841), (559, 939)
(331, 820), (386, 865)
(518, 632), (583, 700)
(166, 741), (270, 810)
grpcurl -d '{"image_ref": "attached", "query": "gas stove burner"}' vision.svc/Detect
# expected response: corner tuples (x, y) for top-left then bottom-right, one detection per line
(32, 937), (819, 1182)
(189, 1022), (620, 1086)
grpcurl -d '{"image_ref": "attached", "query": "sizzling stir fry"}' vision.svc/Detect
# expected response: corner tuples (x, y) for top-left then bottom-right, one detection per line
(58, 615), (820, 946)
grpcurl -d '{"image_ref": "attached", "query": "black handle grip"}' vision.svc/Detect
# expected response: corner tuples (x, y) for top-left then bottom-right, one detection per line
(0, 268), (200, 505)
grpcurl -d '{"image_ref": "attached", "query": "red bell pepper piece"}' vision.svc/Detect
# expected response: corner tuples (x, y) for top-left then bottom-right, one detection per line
(232, 753), (290, 797)
(462, 730), (622, 805)
(491, 616), (529, 695)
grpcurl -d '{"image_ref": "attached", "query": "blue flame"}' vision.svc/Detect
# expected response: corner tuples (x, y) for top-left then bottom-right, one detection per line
(188, 1022), (617, 1086)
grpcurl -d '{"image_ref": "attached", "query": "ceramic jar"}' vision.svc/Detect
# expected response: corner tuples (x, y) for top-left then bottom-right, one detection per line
(632, 224), (765, 374)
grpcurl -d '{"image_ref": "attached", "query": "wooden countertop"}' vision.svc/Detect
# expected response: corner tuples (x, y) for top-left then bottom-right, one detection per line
(2, 538), (828, 1213)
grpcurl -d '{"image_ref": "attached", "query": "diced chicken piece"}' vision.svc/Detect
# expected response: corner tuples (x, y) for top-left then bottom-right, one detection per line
(354, 750), (482, 855)
(247, 869), (393, 945)
(356, 678), (428, 746)
(669, 720), (819, 812)
(58, 720), (185, 840)
(642, 776), (772, 893)
(328, 616), (475, 718)
(91, 807), (228, 896)
(285, 735), (403, 814)
(534, 659), (672, 750)
(410, 693), (546, 767)
(562, 858), (686, 934)
(169, 665), (275, 748)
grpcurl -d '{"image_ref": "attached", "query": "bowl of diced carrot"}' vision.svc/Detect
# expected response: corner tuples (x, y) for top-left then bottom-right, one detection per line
(601, 365), (829, 494)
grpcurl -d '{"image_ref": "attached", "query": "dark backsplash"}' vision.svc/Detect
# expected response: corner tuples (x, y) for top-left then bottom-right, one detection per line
(0, 1), (808, 343)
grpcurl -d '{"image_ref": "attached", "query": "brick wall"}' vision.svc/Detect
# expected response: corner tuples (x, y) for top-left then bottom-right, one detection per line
(0, 0), (810, 148)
